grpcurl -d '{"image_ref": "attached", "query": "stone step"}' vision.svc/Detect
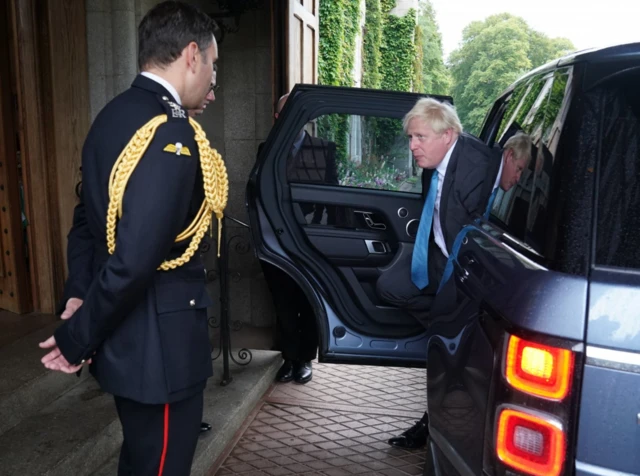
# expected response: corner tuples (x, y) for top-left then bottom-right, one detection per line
(0, 349), (281, 475)
(0, 377), (120, 476)
(0, 321), (89, 436)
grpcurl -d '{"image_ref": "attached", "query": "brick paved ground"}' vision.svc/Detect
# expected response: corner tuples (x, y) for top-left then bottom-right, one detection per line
(210, 361), (428, 476)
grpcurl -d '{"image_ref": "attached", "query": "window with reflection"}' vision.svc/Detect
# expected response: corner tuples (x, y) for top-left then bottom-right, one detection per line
(489, 68), (573, 258)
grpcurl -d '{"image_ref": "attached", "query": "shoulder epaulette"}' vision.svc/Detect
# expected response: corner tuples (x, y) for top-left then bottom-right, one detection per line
(156, 94), (188, 121)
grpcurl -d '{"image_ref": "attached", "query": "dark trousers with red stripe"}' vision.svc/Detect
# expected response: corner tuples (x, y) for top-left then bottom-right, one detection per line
(114, 391), (203, 476)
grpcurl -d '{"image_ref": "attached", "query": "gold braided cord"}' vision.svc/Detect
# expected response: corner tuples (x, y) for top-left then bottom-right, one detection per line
(106, 114), (229, 271)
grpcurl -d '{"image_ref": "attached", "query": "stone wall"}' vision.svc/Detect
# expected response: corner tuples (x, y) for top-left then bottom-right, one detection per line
(192, 1), (277, 330)
(86, 0), (163, 121)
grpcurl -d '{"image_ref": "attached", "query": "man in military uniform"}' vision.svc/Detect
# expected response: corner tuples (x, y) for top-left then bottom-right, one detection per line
(39, 2), (219, 474)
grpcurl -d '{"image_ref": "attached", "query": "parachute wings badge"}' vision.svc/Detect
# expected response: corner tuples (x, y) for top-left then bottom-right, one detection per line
(163, 142), (192, 156)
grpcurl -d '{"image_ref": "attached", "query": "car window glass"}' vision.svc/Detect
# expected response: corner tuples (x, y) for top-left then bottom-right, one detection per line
(595, 70), (640, 269)
(285, 114), (421, 194)
(489, 68), (573, 258)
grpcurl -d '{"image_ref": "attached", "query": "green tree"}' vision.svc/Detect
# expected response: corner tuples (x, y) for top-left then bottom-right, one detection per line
(449, 13), (574, 134)
(414, 0), (450, 95)
(529, 32), (574, 69)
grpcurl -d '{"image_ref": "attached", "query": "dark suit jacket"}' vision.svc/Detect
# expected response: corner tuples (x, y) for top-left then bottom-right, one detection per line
(420, 133), (502, 254)
(55, 75), (213, 404)
(426, 133), (502, 319)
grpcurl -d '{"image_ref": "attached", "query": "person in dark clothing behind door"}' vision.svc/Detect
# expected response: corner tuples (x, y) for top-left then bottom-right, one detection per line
(376, 98), (500, 450)
(256, 93), (339, 384)
(39, 2), (223, 474)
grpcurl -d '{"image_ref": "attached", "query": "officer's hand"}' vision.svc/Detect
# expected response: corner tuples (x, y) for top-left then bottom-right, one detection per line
(39, 336), (90, 373)
(61, 297), (83, 320)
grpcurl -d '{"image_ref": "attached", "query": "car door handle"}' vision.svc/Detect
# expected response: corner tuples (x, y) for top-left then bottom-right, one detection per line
(354, 211), (387, 230)
(365, 240), (390, 254)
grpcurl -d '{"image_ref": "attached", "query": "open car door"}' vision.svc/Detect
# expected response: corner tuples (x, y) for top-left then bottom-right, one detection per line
(247, 85), (452, 367)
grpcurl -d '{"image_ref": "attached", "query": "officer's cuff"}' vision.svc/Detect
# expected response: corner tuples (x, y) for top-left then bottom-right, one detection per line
(54, 322), (90, 366)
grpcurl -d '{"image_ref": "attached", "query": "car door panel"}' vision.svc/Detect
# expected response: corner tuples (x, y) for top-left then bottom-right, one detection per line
(250, 85), (453, 365)
(304, 229), (392, 266)
(290, 181), (426, 328)
(290, 183), (424, 242)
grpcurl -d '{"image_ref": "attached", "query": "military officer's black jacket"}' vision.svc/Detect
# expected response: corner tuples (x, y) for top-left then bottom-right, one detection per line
(55, 75), (213, 404)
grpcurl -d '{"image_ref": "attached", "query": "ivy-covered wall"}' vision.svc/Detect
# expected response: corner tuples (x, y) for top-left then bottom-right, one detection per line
(362, 0), (382, 89)
(378, 4), (417, 153)
(318, 0), (419, 177)
(380, 9), (417, 92)
(320, 0), (418, 92)
(318, 0), (362, 165)
(318, 0), (361, 87)
(318, 0), (346, 86)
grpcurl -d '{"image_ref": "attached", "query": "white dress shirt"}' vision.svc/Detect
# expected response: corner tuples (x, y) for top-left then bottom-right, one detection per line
(433, 139), (457, 258)
(140, 72), (182, 105)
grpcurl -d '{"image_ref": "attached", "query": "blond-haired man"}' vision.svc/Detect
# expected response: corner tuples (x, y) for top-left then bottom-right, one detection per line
(377, 98), (500, 449)
(496, 132), (533, 193)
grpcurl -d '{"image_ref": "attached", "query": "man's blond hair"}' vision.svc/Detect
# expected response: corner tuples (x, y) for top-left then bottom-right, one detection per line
(504, 132), (532, 164)
(403, 98), (463, 135)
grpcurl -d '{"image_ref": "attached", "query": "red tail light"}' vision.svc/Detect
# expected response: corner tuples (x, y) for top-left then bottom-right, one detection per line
(496, 407), (565, 476)
(505, 335), (574, 400)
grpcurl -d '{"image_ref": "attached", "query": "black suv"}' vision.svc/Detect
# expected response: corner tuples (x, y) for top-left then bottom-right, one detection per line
(247, 42), (640, 476)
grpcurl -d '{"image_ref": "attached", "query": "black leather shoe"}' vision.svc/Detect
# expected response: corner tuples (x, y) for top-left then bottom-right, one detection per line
(200, 422), (211, 433)
(293, 361), (312, 384)
(276, 360), (294, 382)
(388, 420), (428, 449)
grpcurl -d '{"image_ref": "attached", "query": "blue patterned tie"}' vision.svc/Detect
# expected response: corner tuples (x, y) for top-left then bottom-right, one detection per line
(484, 188), (498, 219)
(411, 172), (440, 289)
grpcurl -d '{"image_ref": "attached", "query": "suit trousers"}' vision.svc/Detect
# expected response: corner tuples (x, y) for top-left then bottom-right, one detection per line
(261, 262), (318, 362)
(115, 391), (203, 476)
(376, 241), (447, 417)
(376, 240), (447, 327)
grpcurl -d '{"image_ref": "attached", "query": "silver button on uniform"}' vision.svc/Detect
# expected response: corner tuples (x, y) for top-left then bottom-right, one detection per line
(189, 299), (196, 307)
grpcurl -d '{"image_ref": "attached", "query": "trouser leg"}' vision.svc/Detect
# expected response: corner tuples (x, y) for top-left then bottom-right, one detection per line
(114, 391), (203, 476)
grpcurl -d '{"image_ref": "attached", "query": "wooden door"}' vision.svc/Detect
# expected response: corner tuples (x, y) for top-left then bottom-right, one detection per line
(0, 10), (31, 314)
(286, 0), (320, 91)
